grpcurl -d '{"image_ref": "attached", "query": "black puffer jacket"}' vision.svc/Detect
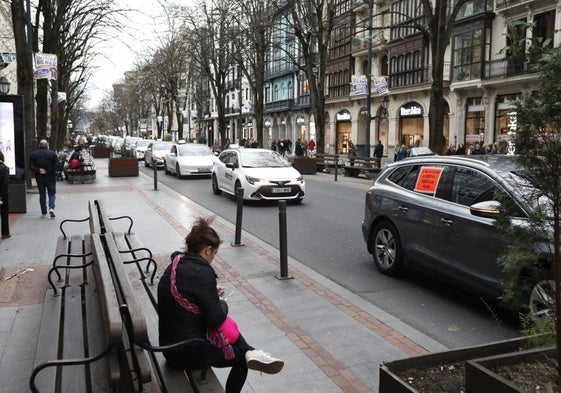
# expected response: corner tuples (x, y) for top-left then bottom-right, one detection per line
(158, 251), (228, 357)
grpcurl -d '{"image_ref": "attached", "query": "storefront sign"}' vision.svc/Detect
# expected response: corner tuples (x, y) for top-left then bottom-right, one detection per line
(400, 103), (424, 117)
(337, 110), (351, 121)
(296, 115), (305, 124)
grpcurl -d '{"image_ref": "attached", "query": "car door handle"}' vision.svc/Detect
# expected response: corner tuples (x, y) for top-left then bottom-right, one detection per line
(440, 218), (454, 226)
(398, 206), (408, 213)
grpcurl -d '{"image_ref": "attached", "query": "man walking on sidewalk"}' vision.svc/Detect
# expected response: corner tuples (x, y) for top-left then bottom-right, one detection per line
(29, 139), (58, 218)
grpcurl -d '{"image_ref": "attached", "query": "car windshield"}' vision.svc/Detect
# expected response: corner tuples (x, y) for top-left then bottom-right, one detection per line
(136, 140), (153, 147)
(153, 142), (173, 151)
(178, 144), (213, 156)
(240, 151), (290, 168)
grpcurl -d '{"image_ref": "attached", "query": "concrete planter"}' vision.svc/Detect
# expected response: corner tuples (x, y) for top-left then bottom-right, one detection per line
(292, 157), (317, 174)
(379, 337), (539, 393)
(465, 346), (555, 392)
(108, 157), (139, 177)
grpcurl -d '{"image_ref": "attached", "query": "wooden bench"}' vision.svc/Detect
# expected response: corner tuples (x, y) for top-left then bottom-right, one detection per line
(97, 200), (225, 393)
(314, 154), (340, 173)
(30, 204), (126, 392)
(342, 156), (382, 179)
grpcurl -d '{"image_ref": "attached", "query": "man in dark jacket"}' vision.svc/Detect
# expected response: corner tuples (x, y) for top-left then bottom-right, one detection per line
(0, 151), (10, 239)
(29, 139), (59, 218)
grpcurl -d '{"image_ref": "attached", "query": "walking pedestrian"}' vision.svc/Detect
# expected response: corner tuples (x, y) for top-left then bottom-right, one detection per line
(0, 152), (10, 239)
(373, 140), (384, 168)
(158, 217), (284, 393)
(29, 139), (59, 218)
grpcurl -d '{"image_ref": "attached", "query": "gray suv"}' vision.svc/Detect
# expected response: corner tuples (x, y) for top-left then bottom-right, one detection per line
(361, 154), (553, 314)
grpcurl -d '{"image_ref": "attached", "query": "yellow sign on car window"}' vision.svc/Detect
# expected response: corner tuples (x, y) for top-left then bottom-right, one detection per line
(415, 167), (443, 194)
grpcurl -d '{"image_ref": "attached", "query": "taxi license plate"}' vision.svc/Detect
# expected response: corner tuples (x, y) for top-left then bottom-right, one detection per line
(271, 187), (291, 193)
(197, 168), (211, 173)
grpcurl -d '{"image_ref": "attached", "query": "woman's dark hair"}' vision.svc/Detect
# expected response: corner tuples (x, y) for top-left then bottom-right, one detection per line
(186, 217), (221, 253)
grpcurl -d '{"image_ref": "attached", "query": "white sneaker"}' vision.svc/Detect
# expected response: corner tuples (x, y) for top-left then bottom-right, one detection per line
(245, 350), (284, 374)
(49, 209), (56, 218)
(41, 214), (47, 218)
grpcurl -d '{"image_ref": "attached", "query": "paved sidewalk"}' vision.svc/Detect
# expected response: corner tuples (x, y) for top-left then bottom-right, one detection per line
(0, 158), (446, 393)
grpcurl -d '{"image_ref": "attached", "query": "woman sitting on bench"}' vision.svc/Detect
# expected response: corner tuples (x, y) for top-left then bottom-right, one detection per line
(158, 217), (284, 393)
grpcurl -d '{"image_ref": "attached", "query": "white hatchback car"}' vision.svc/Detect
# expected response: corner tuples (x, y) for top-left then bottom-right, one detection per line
(212, 148), (306, 202)
(164, 143), (217, 178)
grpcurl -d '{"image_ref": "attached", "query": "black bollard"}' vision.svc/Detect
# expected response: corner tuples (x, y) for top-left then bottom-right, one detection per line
(231, 187), (245, 247)
(153, 160), (158, 190)
(334, 154), (338, 182)
(275, 200), (292, 280)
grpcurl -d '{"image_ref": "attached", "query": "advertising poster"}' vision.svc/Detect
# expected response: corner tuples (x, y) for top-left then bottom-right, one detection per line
(0, 102), (16, 175)
(34, 53), (58, 80)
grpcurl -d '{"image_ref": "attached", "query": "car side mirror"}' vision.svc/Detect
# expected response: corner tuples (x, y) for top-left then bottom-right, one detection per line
(470, 200), (501, 219)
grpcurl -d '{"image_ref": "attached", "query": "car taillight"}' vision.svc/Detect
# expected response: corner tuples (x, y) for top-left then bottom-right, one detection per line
(365, 190), (373, 200)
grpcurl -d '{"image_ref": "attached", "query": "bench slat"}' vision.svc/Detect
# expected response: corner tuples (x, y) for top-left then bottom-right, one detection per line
(59, 235), (89, 392)
(88, 234), (122, 389)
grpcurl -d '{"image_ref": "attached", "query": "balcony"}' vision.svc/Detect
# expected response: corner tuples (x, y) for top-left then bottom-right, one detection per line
(483, 58), (538, 80)
(264, 99), (295, 112)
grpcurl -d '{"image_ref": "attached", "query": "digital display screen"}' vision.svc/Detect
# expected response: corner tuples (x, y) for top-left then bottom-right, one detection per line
(0, 101), (16, 175)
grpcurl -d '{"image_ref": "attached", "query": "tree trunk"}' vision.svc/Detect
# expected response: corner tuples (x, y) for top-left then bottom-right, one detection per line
(11, 0), (35, 186)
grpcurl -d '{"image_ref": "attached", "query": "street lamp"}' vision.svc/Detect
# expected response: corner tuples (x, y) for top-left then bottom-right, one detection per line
(0, 76), (10, 95)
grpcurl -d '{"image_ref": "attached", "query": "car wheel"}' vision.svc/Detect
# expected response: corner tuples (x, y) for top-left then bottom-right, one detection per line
(164, 161), (170, 174)
(212, 174), (221, 195)
(144, 159), (149, 167)
(176, 164), (182, 179)
(528, 279), (555, 318)
(371, 221), (404, 276)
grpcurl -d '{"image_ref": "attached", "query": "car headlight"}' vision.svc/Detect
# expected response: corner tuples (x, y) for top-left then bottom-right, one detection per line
(245, 175), (261, 185)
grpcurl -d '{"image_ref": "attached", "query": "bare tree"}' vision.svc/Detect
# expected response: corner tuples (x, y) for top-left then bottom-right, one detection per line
(232, 0), (270, 148)
(182, 0), (238, 148)
(285, 0), (337, 155)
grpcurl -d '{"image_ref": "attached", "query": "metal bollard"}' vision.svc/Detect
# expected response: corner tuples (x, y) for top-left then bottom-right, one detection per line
(275, 200), (293, 280)
(231, 187), (245, 247)
(153, 160), (158, 190)
(334, 155), (339, 182)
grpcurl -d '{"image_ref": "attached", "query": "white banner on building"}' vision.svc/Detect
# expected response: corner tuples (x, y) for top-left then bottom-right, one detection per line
(351, 75), (389, 96)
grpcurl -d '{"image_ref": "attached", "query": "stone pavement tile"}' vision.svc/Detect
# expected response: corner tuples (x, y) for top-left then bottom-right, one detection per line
(0, 307), (15, 334)
(0, 358), (34, 393)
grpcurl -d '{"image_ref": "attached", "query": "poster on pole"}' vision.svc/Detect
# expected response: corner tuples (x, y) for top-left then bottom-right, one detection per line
(373, 77), (389, 95)
(351, 75), (368, 95)
(34, 53), (58, 80)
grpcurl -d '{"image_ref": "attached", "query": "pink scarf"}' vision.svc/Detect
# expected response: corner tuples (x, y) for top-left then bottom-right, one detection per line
(170, 253), (234, 360)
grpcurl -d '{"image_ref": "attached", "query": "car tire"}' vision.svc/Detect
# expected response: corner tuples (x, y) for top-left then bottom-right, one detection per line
(144, 159), (149, 167)
(212, 174), (221, 195)
(371, 221), (404, 276)
(528, 279), (555, 318)
(164, 161), (170, 175)
(176, 164), (182, 179)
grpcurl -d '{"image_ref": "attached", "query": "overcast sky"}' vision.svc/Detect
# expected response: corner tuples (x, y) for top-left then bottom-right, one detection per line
(86, 0), (169, 109)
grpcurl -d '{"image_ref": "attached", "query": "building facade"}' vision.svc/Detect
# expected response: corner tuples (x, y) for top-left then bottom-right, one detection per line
(318, 0), (560, 157)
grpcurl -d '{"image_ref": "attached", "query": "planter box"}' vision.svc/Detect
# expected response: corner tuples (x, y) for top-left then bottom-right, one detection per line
(466, 346), (555, 393)
(91, 146), (111, 158)
(379, 337), (539, 393)
(108, 157), (139, 177)
(292, 157), (317, 174)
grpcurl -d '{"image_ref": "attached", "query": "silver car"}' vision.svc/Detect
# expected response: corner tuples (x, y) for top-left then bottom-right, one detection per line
(361, 154), (553, 314)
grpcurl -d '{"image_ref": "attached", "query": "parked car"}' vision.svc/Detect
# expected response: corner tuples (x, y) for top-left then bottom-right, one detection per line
(361, 154), (553, 315)
(121, 136), (141, 157)
(164, 143), (217, 178)
(212, 148), (306, 202)
(144, 141), (173, 168)
(132, 139), (155, 161)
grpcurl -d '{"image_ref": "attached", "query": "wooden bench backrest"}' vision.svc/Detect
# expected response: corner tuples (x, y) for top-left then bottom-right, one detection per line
(88, 200), (103, 234)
